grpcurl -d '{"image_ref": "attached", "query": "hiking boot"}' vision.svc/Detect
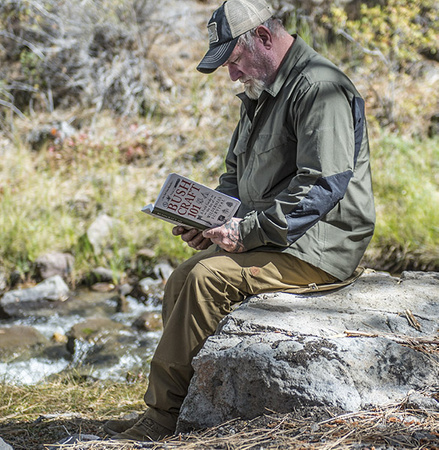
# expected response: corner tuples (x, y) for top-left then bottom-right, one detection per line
(103, 412), (140, 436)
(111, 414), (173, 442)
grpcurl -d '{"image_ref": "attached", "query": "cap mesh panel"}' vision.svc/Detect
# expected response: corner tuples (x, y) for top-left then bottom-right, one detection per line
(225, 0), (272, 38)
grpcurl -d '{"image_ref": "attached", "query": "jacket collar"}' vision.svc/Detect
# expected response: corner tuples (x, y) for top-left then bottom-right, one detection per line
(265, 34), (313, 97)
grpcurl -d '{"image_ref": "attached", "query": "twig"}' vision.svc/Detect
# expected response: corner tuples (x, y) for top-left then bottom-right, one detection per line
(335, 28), (389, 65)
(344, 330), (439, 346)
(404, 309), (422, 331)
(0, 99), (26, 119)
(0, 30), (45, 59)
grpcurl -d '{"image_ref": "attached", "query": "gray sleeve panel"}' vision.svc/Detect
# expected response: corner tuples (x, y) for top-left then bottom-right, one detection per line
(352, 96), (365, 166)
(286, 169), (353, 243)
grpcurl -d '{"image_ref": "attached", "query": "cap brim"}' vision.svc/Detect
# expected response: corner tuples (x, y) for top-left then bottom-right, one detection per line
(197, 37), (239, 74)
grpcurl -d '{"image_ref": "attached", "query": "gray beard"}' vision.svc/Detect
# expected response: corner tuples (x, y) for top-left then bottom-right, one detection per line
(244, 78), (266, 100)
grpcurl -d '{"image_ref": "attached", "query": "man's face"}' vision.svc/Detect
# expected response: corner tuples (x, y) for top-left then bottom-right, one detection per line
(223, 35), (277, 99)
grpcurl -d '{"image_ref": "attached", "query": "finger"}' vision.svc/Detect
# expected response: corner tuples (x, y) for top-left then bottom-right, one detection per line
(172, 226), (187, 236)
(194, 238), (213, 251)
(188, 232), (208, 248)
(181, 228), (201, 242)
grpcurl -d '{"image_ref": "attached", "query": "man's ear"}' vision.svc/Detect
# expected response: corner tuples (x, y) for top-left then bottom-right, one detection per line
(255, 26), (273, 49)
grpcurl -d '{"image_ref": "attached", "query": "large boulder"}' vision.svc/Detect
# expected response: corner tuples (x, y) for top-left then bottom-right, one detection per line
(177, 271), (439, 432)
(0, 437), (13, 450)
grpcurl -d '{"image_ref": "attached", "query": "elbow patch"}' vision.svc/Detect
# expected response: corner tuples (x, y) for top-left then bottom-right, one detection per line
(286, 170), (353, 243)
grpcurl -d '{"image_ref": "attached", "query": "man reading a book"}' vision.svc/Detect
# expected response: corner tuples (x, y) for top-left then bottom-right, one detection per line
(105, 0), (375, 442)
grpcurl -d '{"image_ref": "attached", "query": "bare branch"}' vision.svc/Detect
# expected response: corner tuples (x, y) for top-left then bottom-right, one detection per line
(336, 28), (390, 66)
(0, 30), (45, 59)
(0, 99), (26, 119)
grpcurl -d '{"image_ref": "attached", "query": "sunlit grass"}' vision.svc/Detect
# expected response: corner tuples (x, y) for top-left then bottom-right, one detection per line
(0, 373), (147, 422)
(0, 100), (234, 280)
(1, 114), (438, 280)
(1, 33), (438, 280)
(366, 133), (439, 270)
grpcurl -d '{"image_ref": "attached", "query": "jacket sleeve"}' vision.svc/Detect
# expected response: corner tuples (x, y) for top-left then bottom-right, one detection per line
(240, 82), (365, 250)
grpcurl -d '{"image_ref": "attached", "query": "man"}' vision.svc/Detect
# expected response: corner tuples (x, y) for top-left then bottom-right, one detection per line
(105, 0), (375, 442)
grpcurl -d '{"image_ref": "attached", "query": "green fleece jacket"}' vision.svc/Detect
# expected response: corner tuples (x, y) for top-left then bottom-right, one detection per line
(217, 35), (376, 281)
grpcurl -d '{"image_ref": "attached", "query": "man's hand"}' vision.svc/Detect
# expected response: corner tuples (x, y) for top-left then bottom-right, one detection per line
(202, 218), (246, 253)
(172, 226), (213, 251)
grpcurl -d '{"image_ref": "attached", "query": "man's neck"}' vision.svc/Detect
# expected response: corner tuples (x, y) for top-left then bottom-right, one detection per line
(269, 34), (295, 84)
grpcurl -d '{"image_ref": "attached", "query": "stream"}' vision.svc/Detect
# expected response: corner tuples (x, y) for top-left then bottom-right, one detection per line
(0, 282), (164, 386)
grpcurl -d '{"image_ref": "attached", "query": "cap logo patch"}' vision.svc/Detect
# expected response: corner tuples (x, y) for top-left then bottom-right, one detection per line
(208, 22), (219, 45)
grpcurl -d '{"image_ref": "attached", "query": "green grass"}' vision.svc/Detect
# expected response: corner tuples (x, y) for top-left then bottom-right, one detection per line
(1, 118), (438, 281)
(0, 125), (161, 278)
(367, 133), (439, 270)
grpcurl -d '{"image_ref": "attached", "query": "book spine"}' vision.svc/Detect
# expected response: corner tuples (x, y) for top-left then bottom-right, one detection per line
(152, 207), (208, 230)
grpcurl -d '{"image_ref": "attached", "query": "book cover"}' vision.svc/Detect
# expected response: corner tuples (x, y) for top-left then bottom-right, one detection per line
(142, 173), (241, 230)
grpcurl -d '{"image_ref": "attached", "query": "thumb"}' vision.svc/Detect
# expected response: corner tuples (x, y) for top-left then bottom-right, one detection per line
(202, 228), (212, 238)
(203, 226), (222, 238)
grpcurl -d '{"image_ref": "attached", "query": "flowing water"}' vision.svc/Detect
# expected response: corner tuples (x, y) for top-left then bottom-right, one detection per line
(0, 287), (163, 385)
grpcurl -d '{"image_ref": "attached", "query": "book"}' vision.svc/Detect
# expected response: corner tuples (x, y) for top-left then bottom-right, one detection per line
(142, 173), (241, 230)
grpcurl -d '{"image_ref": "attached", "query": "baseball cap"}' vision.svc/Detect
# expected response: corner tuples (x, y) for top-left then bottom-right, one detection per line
(197, 0), (272, 74)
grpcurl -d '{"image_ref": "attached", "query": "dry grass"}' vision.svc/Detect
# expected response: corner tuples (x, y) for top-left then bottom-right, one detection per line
(1, 402), (439, 449)
(2, 375), (438, 449)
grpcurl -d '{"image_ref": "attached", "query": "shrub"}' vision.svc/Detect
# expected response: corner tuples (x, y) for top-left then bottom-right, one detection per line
(0, 0), (167, 121)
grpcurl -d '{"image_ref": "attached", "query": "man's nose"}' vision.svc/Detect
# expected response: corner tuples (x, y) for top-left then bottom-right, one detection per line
(227, 65), (242, 82)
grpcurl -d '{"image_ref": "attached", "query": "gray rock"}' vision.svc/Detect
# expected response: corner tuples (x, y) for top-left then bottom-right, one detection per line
(119, 283), (134, 297)
(0, 437), (14, 450)
(35, 252), (75, 280)
(138, 277), (163, 294)
(0, 270), (7, 292)
(66, 317), (129, 356)
(0, 276), (69, 318)
(86, 214), (117, 254)
(405, 391), (439, 412)
(132, 311), (162, 331)
(137, 277), (165, 306)
(153, 262), (174, 282)
(65, 317), (158, 378)
(177, 271), (439, 432)
(137, 248), (156, 260)
(0, 325), (48, 360)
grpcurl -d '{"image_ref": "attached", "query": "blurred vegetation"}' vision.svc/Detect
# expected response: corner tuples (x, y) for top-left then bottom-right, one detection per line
(0, 0), (438, 285)
(0, 0), (165, 118)
(319, 0), (439, 133)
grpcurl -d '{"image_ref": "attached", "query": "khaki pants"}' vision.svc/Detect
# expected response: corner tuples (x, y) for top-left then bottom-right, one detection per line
(143, 246), (338, 431)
